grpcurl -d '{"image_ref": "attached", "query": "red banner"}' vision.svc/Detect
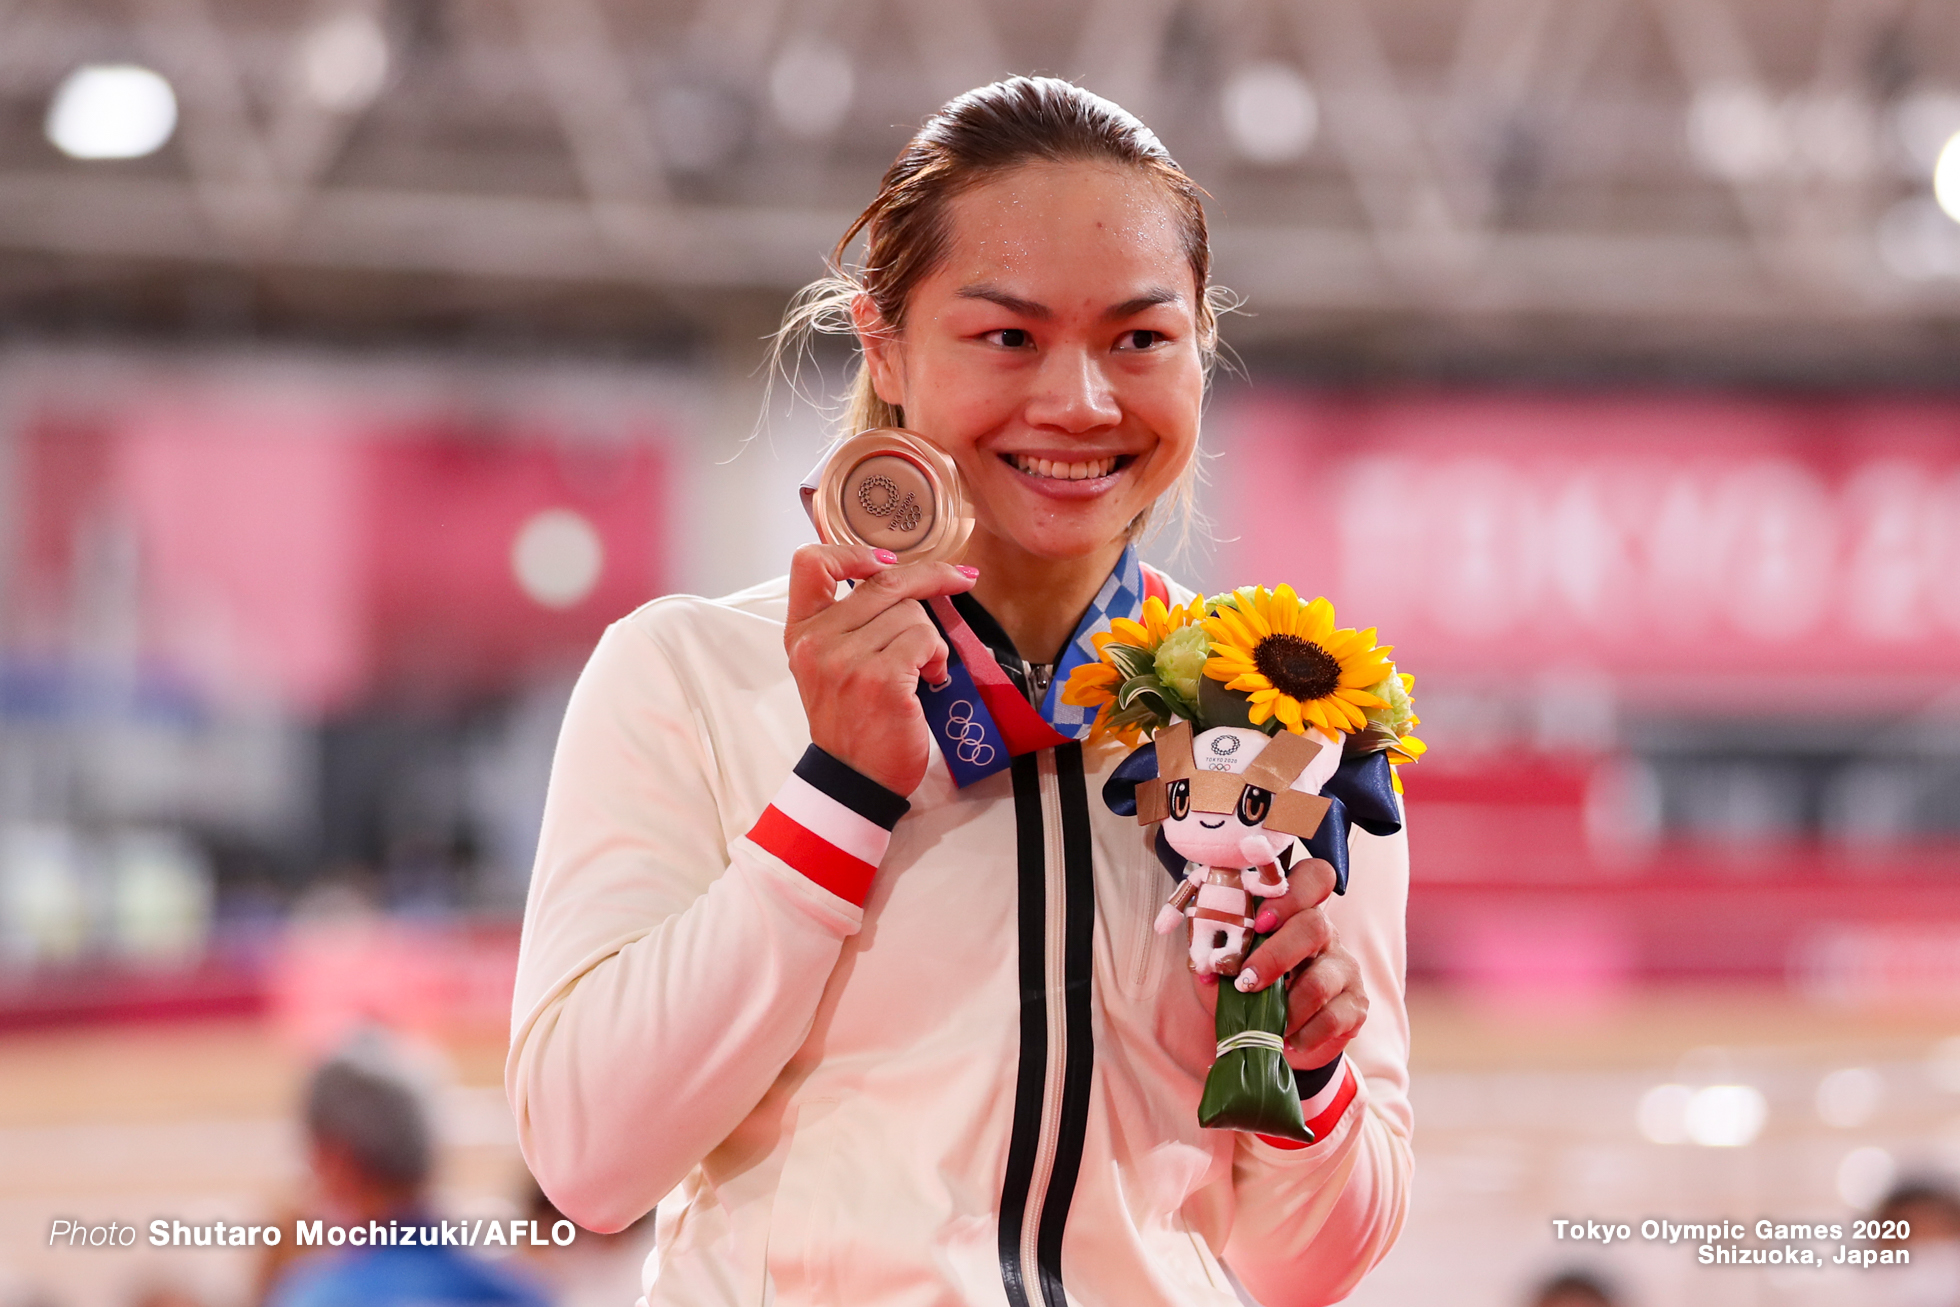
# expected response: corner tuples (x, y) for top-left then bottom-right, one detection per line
(20, 400), (668, 714)
(1220, 393), (1960, 688)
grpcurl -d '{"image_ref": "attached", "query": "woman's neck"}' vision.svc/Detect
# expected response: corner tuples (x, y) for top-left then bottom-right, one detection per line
(961, 528), (1128, 665)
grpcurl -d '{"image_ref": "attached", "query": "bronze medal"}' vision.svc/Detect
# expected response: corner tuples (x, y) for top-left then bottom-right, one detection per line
(803, 428), (975, 565)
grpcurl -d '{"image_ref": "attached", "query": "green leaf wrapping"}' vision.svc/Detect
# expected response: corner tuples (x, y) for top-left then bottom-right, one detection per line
(1196, 934), (1310, 1141)
(1115, 674), (1173, 713)
(1104, 643), (1156, 680)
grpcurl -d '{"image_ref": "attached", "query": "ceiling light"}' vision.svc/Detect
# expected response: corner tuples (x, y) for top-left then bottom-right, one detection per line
(45, 64), (178, 160)
(1687, 83), (1787, 181)
(1222, 62), (1318, 165)
(1935, 132), (1960, 224)
(299, 10), (390, 113)
(770, 43), (854, 141)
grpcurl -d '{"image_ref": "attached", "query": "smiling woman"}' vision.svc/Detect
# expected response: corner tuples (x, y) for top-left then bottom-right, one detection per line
(507, 77), (1412, 1307)
(858, 163), (1202, 584)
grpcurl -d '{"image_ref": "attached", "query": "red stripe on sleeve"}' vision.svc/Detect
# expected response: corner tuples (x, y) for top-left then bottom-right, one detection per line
(1256, 1063), (1360, 1151)
(747, 804), (877, 907)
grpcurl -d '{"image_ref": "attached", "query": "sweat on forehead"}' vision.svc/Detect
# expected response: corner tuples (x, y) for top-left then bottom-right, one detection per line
(933, 164), (1195, 289)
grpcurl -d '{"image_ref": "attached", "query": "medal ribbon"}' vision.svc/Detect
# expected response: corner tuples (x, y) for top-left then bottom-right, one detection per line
(913, 548), (1168, 787)
(916, 597), (1067, 787)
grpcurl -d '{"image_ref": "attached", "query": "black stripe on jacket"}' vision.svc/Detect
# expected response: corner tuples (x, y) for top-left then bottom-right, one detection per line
(996, 744), (1098, 1307)
(1037, 743), (1097, 1305)
(997, 753), (1049, 1307)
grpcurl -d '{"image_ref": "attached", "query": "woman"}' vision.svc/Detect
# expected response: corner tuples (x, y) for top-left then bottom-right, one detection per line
(507, 77), (1411, 1307)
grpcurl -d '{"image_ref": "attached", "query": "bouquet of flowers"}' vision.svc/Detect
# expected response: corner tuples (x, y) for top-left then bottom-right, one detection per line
(1066, 585), (1421, 1142)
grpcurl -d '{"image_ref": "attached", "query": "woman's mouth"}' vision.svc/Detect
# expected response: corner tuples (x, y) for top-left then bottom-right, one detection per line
(1002, 453), (1128, 481)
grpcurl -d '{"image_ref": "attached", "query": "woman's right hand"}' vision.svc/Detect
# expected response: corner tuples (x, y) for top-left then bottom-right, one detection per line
(785, 544), (979, 797)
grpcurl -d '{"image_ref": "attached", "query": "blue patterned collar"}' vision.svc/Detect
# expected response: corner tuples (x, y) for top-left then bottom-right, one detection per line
(1039, 543), (1145, 742)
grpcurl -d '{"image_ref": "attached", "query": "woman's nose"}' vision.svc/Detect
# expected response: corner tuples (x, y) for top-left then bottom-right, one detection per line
(1023, 346), (1121, 432)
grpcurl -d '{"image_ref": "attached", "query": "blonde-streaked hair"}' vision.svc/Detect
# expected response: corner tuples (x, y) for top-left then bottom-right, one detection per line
(772, 76), (1226, 547)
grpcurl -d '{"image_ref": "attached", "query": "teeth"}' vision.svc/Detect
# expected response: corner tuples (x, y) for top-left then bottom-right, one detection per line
(1010, 454), (1118, 480)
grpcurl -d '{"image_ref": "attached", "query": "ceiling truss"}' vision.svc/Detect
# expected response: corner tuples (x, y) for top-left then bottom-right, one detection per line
(0, 0), (1955, 343)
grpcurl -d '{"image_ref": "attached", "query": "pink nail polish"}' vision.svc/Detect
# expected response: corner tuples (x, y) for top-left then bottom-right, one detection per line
(874, 549), (898, 565)
(1254, 910), (1279, 933)
(956, 565), (979, 578)
(1236, 968), (1259, 992)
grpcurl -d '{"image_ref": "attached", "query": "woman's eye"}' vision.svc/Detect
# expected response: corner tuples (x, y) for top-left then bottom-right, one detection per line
(984, 328), (1032, 349)
(1117, 330), (1162, 350)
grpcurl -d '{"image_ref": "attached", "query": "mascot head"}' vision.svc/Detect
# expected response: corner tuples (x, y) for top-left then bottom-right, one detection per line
(1137, 722), (1342, 868)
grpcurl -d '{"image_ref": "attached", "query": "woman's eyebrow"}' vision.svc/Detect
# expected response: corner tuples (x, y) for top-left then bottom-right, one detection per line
(955, 284), (1050, 318)
(1102, 288), (1183, 320)
(954, 284), (1185, 321)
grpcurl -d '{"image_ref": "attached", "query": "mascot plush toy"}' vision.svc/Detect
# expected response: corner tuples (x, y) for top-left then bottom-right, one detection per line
(1139, 722), (1342, 977)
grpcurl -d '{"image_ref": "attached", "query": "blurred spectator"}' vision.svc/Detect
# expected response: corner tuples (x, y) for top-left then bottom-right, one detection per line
(1527, 1269), (1621, 1307)
(264, 1036), (547, 1307)
(1872, 1179), (1960, 1307)
(1877, 1180), (1960, 1245)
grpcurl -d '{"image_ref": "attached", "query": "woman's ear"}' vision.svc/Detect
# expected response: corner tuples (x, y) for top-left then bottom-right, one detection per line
(852, 293), (906, 411)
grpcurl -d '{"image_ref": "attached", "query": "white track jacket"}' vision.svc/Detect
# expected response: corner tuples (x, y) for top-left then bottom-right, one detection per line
(508, 571), (1413, 1307)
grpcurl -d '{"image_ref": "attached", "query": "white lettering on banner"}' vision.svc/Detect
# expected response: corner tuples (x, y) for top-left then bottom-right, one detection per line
(1317, 450), (1960, 665)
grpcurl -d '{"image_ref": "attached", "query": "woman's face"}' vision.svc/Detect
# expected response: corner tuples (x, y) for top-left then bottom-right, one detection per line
(860, 161), (1205, 563)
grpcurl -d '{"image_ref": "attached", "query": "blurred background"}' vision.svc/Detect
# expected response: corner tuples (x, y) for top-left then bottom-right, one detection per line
(2, 0), (1960, 1304)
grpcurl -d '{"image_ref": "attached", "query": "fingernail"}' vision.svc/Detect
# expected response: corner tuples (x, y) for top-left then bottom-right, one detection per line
(1254, 910), (1279, 933)
(956, 565), (979, 578)
(1236, 967), (1259, 992)
(874, 549), (898, 565)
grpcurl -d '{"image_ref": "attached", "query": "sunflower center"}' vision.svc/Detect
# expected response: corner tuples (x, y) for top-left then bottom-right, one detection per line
(1253, 634), (1341, 702)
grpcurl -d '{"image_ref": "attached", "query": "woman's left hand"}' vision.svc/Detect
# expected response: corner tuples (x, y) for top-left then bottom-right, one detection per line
(1197, 857), (1369, 1069)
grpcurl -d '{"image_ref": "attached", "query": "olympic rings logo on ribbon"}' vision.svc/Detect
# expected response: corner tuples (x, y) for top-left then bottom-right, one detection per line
(942, 700), (997, 766)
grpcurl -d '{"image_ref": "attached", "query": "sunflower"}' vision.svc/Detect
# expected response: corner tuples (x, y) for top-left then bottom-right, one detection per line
(1089, 592), (1207, 660)
(1202, 586), (1396, 736)
(1061, 594), (1208, 745)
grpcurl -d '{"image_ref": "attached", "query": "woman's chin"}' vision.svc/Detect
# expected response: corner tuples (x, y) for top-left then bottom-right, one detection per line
(977, 518), (1137, 564)
(970, 479), (1148, 560)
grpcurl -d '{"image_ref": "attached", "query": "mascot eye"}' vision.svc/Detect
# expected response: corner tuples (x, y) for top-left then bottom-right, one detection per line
(1237, 785), (1272, 826)
(1167, 779), (1190, 821)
